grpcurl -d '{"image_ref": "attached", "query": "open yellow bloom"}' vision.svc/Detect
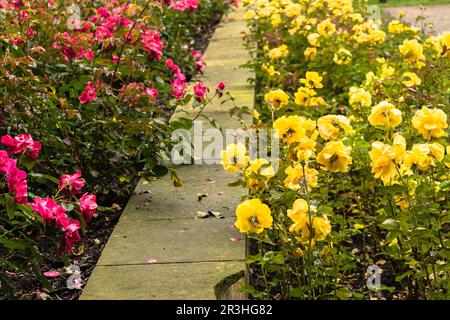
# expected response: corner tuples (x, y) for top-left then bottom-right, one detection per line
(300, 71), (323, 89)
(264, 89), (289, 110)
(404, 143), (445, 171)
(235, 199), (273, 234)
(268, 44), (289, 60)
(244, 158), (275, 180)
(287, 199), (331, 242)
(317, 115), (354, 140)
(287, 199), (310, 234)
(273, 115), (316, 143)
(411, 106), (448, 139)
(333, 48), (352, 65)
(304, 47), (317, 60)
(294, 87), (325, 106)
(262, 64), (280, 77)
(317, 141), (352, 173)
(402, 72), (421, 87)
(284, 163), (318, 191)
(399, 39), (425, 68)
(220, 143), (249, 173)
(368, 101), (402, 128)
(293, 136), (317, 161)
(307, 33), (320, 46)
(317, 19), (336, 36)
(349, 86), (372, 107)
(369, 135), (406, 186)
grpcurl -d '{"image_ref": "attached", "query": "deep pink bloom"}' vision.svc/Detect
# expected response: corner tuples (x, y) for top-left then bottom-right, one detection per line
(79, 193), (97, 222)
(191, 50), (205, 71)
(64, 220), (81, 255)
(141, 30), (163, 61)
(78, 81), (100, 105)
(170, 0), (199, 12)
(193, 81), (207, 102)
(31, 197), (66, 223)
(58, 170), (85, 196)
(97, 7), (110, 18)
(84, 49), (94, 60)
(1, 134), (42, 159)
(165, 58), (180, 74)
(216, 82), (225, 97)
(6, 163), (28, 204)
(0, 150), (11, 174)
(143, 88), (158, 101)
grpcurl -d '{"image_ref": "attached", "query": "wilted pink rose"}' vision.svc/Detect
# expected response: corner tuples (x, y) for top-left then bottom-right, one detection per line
(193, 81), (207, 102)
(79, 193), (97, 222)
(58, 170), (85, 197)
(1, 134), (42, 159)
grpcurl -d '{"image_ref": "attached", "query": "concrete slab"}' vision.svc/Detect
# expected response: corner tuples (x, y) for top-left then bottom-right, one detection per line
(81, 261), (243, 300)
(96, 217), (244, 265)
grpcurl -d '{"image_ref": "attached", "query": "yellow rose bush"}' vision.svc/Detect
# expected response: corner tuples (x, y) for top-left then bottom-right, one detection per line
(223, 0), (450, 299)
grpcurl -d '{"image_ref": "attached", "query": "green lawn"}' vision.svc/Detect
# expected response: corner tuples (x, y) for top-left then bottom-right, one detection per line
(368, 0), (450, 6)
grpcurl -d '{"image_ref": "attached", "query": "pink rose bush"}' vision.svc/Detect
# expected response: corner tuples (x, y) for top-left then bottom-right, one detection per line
(1, 134), (97, 256)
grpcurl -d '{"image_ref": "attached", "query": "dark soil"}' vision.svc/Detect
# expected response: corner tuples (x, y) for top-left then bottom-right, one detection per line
(1, 7), (227, 301)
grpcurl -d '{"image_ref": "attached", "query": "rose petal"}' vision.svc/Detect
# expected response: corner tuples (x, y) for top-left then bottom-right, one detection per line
(145, 258), (158, 264)
(44, 271), (61, 278)
(229, 237), (241, 242)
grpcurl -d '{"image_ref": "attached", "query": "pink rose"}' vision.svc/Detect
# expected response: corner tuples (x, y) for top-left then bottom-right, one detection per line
(31, 197), (66, 223)
(1, 134), (42, 159)
(58, 170), (85, 197)
(79, 193), (97, 222)
(193, 81), (207, 102)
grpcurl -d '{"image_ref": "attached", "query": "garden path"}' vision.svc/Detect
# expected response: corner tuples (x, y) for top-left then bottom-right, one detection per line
(80, 7), (252, 300)
(383, 4), (450, 33)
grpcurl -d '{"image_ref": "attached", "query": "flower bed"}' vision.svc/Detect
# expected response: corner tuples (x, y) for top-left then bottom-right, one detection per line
(0, 0), (233, 299)
(222, 0), (450, 299)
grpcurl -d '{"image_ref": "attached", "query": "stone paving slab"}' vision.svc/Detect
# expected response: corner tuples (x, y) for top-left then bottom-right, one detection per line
(81, 261), (243, 300)
(383, 4), (450, 34)
(96, 217), (244, 266)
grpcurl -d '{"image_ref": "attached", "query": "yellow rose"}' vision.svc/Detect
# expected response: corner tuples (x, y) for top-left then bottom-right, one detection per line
(333, 48), (352, 65)
(404, 143), (445, 171)
(273, 115), (316, 143)
(368, 101), (402, 128)
(299, 71), (323, 89)
(304, 47), (317, 60)
(402, 72), (421, 87)
(411, 106), (448, 139)
(284, 163), (318, 191)
(235, 199), (273, 234)
(220, 143), (249, 173)
(399, 39), (426, 68)
(317, 115), (354, 140)
(369, 135), (406, 186)
(317, 141), (352, 173)
(264, 89), (289, 109)
(317, 19), (336, 36)
(349, 86), (372, 107)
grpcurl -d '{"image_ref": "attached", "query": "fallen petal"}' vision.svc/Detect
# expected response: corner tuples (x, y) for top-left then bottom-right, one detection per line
(44, 271), (61, 278)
